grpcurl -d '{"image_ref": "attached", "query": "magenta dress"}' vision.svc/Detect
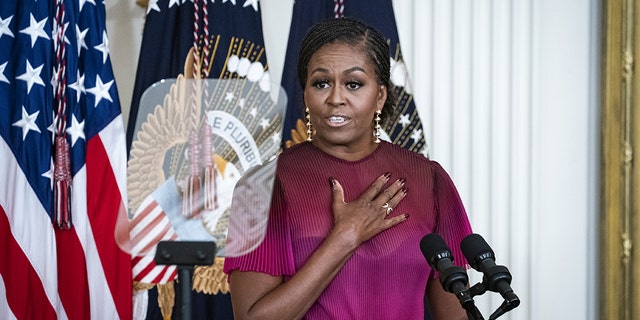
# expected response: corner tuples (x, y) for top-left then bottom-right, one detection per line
(224, 141), (473, 319)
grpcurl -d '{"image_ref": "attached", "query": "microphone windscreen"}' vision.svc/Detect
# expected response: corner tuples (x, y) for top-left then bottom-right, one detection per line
(419, 233), (449, 263)
(460, 233), (494, 263)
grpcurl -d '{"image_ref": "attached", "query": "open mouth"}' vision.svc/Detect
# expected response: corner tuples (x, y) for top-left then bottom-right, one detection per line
(328, 116), (347, 123)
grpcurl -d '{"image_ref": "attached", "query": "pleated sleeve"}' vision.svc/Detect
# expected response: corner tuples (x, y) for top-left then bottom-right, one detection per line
(430, 160), (473, 276)
(223, 170), (296, 279)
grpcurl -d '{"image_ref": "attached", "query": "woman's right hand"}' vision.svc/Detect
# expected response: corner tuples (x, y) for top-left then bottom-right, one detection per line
(328, 173), (409, 249)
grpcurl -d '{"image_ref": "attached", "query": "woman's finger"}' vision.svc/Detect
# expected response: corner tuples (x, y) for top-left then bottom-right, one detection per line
(358, 172), (391, 201)
(372, 178), (406, 208)
(381, 186), (407, 216)
(330, 177), (345, 205)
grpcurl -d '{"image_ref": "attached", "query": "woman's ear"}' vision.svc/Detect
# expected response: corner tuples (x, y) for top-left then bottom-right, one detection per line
(377, 85), (387, 108)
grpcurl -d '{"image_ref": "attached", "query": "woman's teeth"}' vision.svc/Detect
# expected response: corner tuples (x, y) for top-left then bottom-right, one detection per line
(329, 116), (345, 123)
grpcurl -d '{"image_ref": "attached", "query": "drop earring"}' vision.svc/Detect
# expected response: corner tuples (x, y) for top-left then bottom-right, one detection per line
(374, 109), (382, 143)
(306, 107), (313, 141)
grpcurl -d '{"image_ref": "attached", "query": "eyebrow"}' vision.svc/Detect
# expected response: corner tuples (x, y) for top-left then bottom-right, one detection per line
(309, 66), (368, 76)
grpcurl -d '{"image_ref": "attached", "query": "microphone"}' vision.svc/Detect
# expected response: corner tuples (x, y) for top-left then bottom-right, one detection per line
(420, 233), (483, 319)
(460, 234), (520, 319)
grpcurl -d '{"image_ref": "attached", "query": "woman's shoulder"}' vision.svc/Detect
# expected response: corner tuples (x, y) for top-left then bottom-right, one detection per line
(381, 141), (433, 163)
(275, 142), (314, 164)
(279, 141), (313, 156)
(379, 142), (453, 177)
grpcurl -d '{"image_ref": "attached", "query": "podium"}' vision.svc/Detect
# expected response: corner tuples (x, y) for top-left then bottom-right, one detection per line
(127, 77), (287, 318)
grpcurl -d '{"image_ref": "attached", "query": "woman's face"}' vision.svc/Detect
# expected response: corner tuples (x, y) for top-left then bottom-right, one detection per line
(303, 42), (387, 157)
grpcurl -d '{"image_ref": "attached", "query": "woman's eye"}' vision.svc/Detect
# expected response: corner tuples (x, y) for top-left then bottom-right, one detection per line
(311, 80), (330, 89)
(346, 81), (362, 90)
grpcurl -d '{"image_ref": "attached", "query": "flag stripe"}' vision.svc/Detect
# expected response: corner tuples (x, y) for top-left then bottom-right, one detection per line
(132, 220), (173, 254)
(130, 207), (169, 248)
(134, 258), (158, 282)
(0, 139), (68, 320)
(100, 116), (129, 202)
(151, 268), (173, 284)
(130, 202), (178, 284)
(158, 267), (178, 283)
(86, 131), (132, 320)
(132, 251), (178, 283)
(132, 207), (169, 240)
(132, 256), (151, 275)
(129, 185), (179, 285)
(141, 261), (165, 283)
(54, 227), (91, 320)
(0, 207), (57, 320)
(0, 274), (18, 320)
(131, 197), (158, 225)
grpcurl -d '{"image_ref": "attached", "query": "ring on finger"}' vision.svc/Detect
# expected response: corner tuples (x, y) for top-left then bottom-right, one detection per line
(382, 202), (393, 215)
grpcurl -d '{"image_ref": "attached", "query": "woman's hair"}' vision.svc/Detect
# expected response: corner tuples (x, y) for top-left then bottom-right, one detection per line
(297, 17), (397, 124)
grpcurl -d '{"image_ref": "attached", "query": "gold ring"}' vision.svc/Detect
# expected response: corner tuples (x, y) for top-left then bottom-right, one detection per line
(382, 203), (393, 215)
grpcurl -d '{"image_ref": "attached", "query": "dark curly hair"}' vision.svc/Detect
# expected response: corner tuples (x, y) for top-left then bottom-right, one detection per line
(296, 17), (397, 125)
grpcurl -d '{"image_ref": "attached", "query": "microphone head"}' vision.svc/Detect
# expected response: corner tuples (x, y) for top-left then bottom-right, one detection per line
(460, 233), (495, 269)
(419, 233), (453, 267)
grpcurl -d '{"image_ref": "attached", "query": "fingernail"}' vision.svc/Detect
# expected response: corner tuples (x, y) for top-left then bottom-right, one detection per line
(398, 178), (406, 186)
(329, 177), (335, 187)
(383, 172), (391, 180)
(402, 187), (408, 195)
(404, 214), (409, 219)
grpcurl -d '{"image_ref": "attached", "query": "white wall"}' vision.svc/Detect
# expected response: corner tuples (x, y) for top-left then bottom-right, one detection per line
(105, 0), (145, 127)
(106, 1), (599, 319)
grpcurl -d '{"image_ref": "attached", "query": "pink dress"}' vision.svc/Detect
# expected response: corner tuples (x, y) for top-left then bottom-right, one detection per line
(224, 141), (473, 319)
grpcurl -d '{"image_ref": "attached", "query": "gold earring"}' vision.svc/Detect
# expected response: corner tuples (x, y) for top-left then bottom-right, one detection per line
(305, 107), (313, 141)
(374, 109), (382, 143)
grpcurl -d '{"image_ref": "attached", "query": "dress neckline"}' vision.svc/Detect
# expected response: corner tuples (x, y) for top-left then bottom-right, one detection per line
(304, 141), (386, 164)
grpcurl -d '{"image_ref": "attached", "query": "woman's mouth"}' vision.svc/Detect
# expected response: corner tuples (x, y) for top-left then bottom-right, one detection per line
(328, 116), (346, 123)
(325, 115), (351, 127)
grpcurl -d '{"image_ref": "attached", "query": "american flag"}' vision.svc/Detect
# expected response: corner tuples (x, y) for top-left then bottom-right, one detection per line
(129, 179), (178, 285)
(0, 0), (132, 319)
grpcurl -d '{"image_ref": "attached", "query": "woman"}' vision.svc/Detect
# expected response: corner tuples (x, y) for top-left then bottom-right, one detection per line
(224, 17), (473, 320)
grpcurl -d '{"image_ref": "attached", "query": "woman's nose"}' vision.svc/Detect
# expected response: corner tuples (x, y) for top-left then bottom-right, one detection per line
(326, 86), (345, 106)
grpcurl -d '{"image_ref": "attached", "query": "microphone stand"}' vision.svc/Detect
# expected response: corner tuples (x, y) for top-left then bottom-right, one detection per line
(468, 280), (520, 320)
(154, 241), (217, 320)
(463, 302), (485, 320)
(439, 267), (485, 320)
(452, 286), (484, 320)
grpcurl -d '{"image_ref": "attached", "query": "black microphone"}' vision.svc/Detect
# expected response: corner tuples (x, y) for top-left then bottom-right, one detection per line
(420, 233), (483, 319)
(460, 234), (520, 319)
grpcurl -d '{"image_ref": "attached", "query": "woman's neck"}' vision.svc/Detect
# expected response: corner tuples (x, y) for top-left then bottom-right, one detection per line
(310, 140), (380, 162)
